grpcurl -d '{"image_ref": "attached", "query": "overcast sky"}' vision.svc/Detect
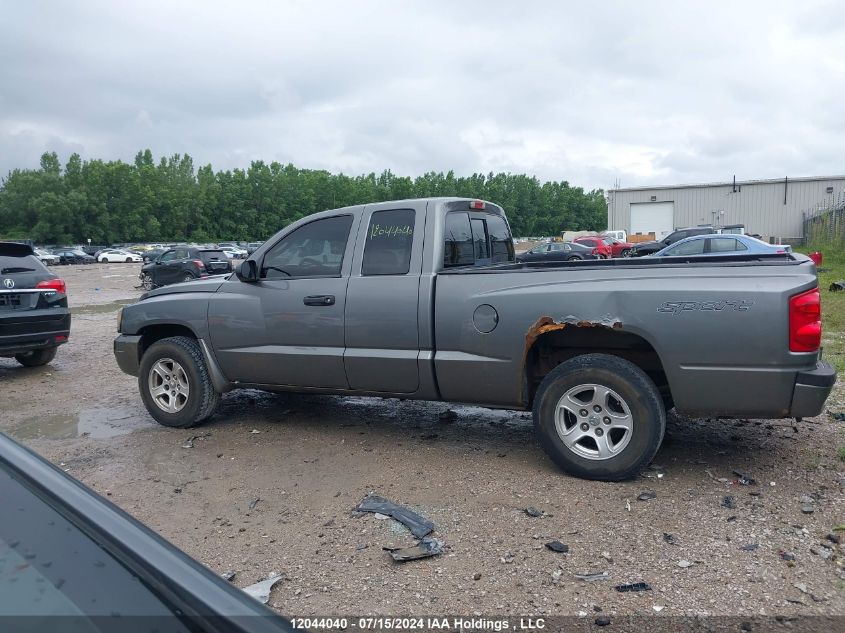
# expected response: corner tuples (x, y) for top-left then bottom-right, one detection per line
(2, 0), (843, 190)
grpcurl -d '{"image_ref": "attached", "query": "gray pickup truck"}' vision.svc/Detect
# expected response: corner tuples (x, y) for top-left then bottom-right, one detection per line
(114, 198), (836, 480)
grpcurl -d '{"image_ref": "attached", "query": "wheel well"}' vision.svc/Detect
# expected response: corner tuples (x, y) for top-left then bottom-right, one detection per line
(524, 324), (671, 409)
(139, 324), (197, 356)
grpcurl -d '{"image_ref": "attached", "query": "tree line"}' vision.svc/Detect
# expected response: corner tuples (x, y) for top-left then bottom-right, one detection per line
(0, 150), (608, 245)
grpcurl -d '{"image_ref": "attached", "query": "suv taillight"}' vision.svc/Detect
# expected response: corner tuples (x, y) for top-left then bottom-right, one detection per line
(37, 279), (66, 294)
(191, 259), (205, 271)
(789, 287), (821, 352)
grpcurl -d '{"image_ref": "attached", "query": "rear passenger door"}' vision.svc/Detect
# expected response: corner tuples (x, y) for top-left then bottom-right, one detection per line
(343, 203), (425, 393)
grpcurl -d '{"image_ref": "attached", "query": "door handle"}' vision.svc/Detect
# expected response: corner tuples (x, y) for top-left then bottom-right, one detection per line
(303, 295), (335, 306)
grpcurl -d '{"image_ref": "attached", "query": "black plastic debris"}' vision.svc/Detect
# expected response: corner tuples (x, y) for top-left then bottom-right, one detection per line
(637, 491), (657, 501)
(663, 532), (678, 545)
(727, 515), (738, 522)
(524, 507), (543, 518)
(829, 411), (845, 422)
(829, 280), (845, 292)
(438, 409), (458, 423)
(221, 570), (236, 582)
(249, 498), (260, 510)
(732, 471), (756, 486)
(384, 537), (443, 562)
(595, 616), (611, 626)
(615, 582), (651, 592)
(779, 550), (796, 561)
(545, 541), (569, 553)
(740, 543), (759, 552)
(355, 494), (434, 539)
(721, 495), (736, 509)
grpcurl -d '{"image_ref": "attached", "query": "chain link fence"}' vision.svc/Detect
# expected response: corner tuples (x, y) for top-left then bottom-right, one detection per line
(803, 190), (845, 248)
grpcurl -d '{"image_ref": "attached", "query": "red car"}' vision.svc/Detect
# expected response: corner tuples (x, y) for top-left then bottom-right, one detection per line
(574, 236), (634, 258)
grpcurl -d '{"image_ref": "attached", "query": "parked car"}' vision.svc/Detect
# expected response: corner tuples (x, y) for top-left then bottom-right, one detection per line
(139, 247), (232, 290)
(651, 234), (793, 258)
(34, 248), (59, 266)
(219, 244), (248, 259)
(114, 198), (836, 481)
(140, 248), (165, 263)
(97, 249), (143, 263)
(246, 241), (264, 255)
(51, 248), (95, 265)
(0, 432), (293, 630)
(517, 241), (599, 262)
(602, 237), (635, 258)
(573, 236), (612, 258)
(0, 242), (69, 367)
(82, 244), (108, 256)
(629, 226), (714, 257)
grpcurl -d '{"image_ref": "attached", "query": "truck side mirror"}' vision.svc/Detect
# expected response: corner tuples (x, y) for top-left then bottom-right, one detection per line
(237, 259), (259, 282)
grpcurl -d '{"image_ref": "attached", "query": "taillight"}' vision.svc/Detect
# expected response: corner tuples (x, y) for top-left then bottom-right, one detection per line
(191, 259), (205, 271)
(789, 288), (821, 352)
(37, 278), (66, 294)
(470, 200), (486, 210)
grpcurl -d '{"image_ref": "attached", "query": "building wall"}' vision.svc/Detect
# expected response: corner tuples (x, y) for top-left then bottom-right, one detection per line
(607, 176), (845, 239)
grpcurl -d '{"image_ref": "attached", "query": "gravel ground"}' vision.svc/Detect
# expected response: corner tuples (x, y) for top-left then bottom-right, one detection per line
(2, 263), (845, 620)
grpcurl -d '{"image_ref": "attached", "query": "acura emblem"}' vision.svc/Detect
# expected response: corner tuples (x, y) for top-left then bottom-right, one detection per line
(2, 279), (13, 289)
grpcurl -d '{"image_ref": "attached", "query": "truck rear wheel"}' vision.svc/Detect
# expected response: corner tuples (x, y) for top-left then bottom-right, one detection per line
(138, 336), (220, 428)
(532, 353), (665, 481)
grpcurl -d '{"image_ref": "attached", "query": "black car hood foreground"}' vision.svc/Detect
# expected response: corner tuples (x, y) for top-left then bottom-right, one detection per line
(142, 275), (230, 299)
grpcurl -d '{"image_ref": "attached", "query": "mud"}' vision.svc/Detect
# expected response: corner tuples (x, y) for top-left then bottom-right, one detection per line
(1, 263), (844, 618)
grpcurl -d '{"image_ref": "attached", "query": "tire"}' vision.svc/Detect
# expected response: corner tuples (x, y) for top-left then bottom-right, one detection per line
(138, 336), (220, 428)
(620, 249), (632, 257)
(125, 257), (132, 263)
(532, 353), (665, 481)
(182, 274), (194, 283)
(15, 347), (58, 367)
(141, 273), (154, 291)
(567, 256), (580, 261)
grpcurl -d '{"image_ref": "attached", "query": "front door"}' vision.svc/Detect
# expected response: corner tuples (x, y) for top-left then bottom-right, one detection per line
(208, 214), (357, 388)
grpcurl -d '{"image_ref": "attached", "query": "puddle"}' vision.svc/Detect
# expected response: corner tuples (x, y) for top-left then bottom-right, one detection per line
(71, 299), (136, 315)
(11, 407), (154, 440)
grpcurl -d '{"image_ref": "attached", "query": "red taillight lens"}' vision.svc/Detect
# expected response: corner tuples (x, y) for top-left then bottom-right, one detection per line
(470, 200), (486, 210)
(789, 287), (821, 352)
(191, 259), (205, 271)
(37, 278), (66, 294)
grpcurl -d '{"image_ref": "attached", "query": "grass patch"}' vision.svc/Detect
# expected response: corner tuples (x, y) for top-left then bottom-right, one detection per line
(795, 246), (845, 374)
(839, 445), (845, 462)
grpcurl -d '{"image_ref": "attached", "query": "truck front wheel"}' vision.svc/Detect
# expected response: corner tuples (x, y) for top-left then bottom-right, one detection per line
(138, 336), (220, 428)
(532, 353), (665, 481)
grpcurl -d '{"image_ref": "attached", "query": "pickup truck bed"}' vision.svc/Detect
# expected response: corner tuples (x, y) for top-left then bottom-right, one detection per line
(114, 198), (836, 480)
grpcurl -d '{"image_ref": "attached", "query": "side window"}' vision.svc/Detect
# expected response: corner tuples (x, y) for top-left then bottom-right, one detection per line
(261, 215), (353, 279)
(159, 250), (177, 262)
(665, 232), (684, 245)
(471, 219), (490, 262)
(487, 214), (515, 263)
(174, 249), (189, 260)
(443, 213), (474, 267)
(710, 238), (745, 252)
(361, 209), (415, 276)
(669, 239), (705, 256)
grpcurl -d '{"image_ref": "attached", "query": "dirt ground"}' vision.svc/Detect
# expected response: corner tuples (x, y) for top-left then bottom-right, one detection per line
(2, 263), (845, 620)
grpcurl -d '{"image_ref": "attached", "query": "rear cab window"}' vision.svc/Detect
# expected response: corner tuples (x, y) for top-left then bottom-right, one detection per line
(443, 210), (515, 269)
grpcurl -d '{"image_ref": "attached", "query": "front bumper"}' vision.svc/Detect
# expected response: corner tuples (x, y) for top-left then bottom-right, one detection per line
(790, 361), (837, 417)
(114, 334), (142, 376)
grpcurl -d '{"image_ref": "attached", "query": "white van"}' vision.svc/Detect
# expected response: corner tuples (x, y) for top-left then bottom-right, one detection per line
(602, 229), (627, 242)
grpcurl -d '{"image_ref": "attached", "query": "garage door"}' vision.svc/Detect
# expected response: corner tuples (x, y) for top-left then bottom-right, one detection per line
(630, 202), (674, 239)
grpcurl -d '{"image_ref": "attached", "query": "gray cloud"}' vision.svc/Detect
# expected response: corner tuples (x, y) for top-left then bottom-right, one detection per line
(1, 0), (844, 190)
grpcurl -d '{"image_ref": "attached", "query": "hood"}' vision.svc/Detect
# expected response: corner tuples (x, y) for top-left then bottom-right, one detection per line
(633, 240), (660, 249)
(141, 275), (229, 300)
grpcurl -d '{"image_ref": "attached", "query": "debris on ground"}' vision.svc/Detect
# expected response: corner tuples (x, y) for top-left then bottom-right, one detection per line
(652, 605), (665, 613)
(779, 550), (796, 562)
(721, 495), (736, 509)
(500, 552), (515, 564)
(524, 507), (543, 518)
(794, 582), (810, 595)
(181, 436), (198, 449)
(829, 280), (845, 292)
(221, 570), (236, 581)
(595, 616), (611, 626)
(601, 551), (613, 563)
(637, 490), (657, 501)
(826, 533), (841, 545)
(473, 572), (482, 581)
(250, 429), (261, 434)
(438, 409), (458, 423)
(732, 470), (757, 486)
(828, 411), (845, 422)
(705, 469), (729, 484)
(545, 540), (569, 553)
(575, 571), (610, 582)
(355, 494), (435, 538)
(800, 495), (816, 514)
(663, 532), (678, 545)
(385, 537), (444, 562)
(615, 582), (652, 592)
(625, 499), (631, 512)
(740, 543), (759, 552)
(677, 559), (693, 568)
(248, 497), (260, 510)
(242, 573), (283, 604)
(641, 464), (665, 479)
(810, 545), (833, 560)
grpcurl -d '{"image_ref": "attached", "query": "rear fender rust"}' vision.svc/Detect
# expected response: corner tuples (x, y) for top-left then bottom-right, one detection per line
(522, 314), (623, 402)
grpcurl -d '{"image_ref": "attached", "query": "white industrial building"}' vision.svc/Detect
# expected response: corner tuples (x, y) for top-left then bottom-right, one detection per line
(606, 175), (845, 242)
